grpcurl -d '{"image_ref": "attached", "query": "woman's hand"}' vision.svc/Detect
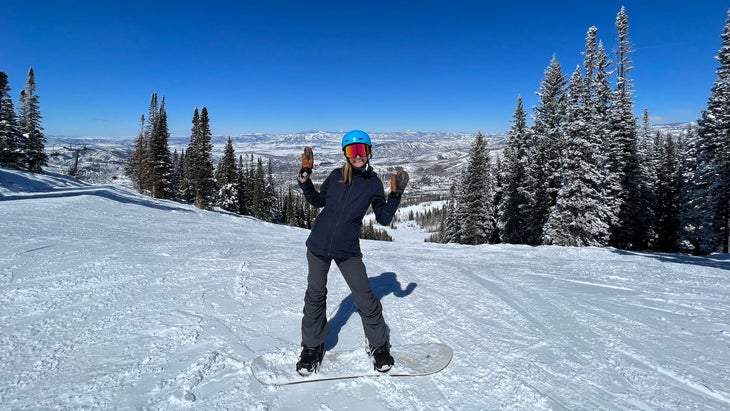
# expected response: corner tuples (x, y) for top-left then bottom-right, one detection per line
(298, 146), (314, 182)
(390, 170), (409, 198)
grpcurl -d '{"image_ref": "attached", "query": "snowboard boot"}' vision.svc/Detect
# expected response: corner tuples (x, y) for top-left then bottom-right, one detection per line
(296, 343), (324, 376)
(368, 342), (394, 372)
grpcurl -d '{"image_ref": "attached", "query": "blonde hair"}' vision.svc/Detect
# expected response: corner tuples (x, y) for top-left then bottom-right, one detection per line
(339, 160), (372, 184)
(340, 161), (353, 184)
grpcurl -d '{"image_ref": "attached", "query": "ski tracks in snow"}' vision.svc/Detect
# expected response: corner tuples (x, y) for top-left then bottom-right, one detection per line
(454, 247), (730, 410)
(368, 244), (730, 410)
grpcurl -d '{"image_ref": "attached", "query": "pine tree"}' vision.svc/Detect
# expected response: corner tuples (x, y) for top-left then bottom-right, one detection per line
(490, 154), (503, 244)
(0, 72), (22, 169)
(588, 30), (619, 243)
(455, 132), (495, 245)
(283, 186), (296, 225)
(684, 7), (730, 254)
(125, 115), (148, 191)
(215, 137), (239, 212)
(147, 96), (173, 199)
(262, 159), (279, 221)
(251, 157), (266, 219)
(439, 184), (460, 243)
(170, 149), (184, 199)
(677, 125), (703, 253)
(543, 66), (610, 246)
(141, 93), (160, 195)
(216, 137), (237, 186)
(526, 55), (566, 244)
(609, 6), (651, 250)
(638, 109), (659, 247)
(126, 93), (166, 197)
(237, 155), (249, 215)
(18, 68), (47, 172)
(183, 108), (200, 201)
(184, 107), (215, 209)
(242, 154), (258, 217)
(498, 96), (533, 244)
(654, 131), (681, 252)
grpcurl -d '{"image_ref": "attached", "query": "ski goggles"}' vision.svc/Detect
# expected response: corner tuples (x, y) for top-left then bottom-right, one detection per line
(343, 143), (371, 159)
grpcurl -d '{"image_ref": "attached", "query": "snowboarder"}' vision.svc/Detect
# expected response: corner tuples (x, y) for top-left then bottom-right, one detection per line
(295, 130), (409, 376)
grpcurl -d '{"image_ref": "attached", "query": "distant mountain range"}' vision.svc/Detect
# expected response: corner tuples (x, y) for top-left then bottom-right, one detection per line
(43, 124), (690, 195)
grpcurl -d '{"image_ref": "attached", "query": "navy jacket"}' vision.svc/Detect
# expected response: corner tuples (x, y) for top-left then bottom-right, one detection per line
(299, 167), (401, 259)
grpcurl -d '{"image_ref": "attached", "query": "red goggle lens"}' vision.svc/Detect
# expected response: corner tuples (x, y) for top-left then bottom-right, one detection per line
(343, 143), (371, 159)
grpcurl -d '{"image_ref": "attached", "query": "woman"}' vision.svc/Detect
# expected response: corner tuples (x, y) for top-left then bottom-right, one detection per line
(296, 130), (409, 375)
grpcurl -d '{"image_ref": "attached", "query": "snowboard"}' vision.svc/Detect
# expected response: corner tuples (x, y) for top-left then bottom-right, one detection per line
(251, 342), (453, 386)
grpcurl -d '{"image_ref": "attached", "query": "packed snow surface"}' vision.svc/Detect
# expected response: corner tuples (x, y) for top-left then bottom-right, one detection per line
(1, 168), (729, 410)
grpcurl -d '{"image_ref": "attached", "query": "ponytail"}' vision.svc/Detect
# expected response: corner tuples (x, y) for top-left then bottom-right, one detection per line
(340, 161), (353, 184)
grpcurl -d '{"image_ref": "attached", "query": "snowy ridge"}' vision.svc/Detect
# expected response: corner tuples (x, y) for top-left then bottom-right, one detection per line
(41, 125), (684, 193)
(1, 168), (729, 410)
(42, 131), (493, 191)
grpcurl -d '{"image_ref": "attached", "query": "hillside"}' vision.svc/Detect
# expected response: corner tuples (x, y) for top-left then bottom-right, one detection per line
(1, 168), (728, 410)
(42, 131), (491, 194)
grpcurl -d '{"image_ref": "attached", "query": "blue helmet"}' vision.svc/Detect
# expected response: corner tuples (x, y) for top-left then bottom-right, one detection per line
(341, 130), (372, 148)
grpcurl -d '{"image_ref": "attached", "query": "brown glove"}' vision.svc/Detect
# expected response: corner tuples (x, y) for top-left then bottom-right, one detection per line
(390, 170), (409, 198)
(298, 146), (314, 181)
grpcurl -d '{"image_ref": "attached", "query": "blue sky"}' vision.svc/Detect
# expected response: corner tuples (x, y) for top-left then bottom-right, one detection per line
(2, 1), (728, 138)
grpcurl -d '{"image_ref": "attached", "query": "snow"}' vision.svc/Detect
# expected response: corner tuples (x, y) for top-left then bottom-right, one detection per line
(1, 167), (729, 410)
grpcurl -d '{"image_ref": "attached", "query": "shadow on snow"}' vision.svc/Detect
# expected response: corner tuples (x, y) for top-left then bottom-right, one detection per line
(325, 272), (417, 350)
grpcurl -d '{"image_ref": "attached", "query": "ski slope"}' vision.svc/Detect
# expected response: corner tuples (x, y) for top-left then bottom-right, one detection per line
(1, 168), (729, 410)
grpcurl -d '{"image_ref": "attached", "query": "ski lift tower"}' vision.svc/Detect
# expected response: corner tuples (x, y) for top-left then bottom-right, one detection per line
(63, 144), (88, 177)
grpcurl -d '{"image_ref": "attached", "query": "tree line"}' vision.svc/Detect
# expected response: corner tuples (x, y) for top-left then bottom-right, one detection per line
(124, 93), (319, 228)
(434, 7), (730, 255)
(0, 68), (47, 172)
(122, 94), (402, 241)
(123, 99), (402, 243)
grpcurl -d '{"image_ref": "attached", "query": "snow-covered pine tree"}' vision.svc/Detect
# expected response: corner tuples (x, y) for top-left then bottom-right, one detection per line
(685, 8), (730, 254)
(543, 66), (610, 246)
(677, 125), (702, 253)
(526, 55), (566, 245)
(0, 72), (22, 169)
(456, 132), (495, 245)
(439, 183), (461, 243)
(581, 26), (621, 248)
(490, 154), (503, 244)
(638, 109), (659, 247)
(215, 137), (239, 212)
(592, 39), (620, 237)
(18, 67), (47, 173)
(608, 7), (652, 250)
(498, 96), (533, 244)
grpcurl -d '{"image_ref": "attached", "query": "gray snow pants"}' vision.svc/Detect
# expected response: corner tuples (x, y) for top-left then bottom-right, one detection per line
(301, 250), (389, 348)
